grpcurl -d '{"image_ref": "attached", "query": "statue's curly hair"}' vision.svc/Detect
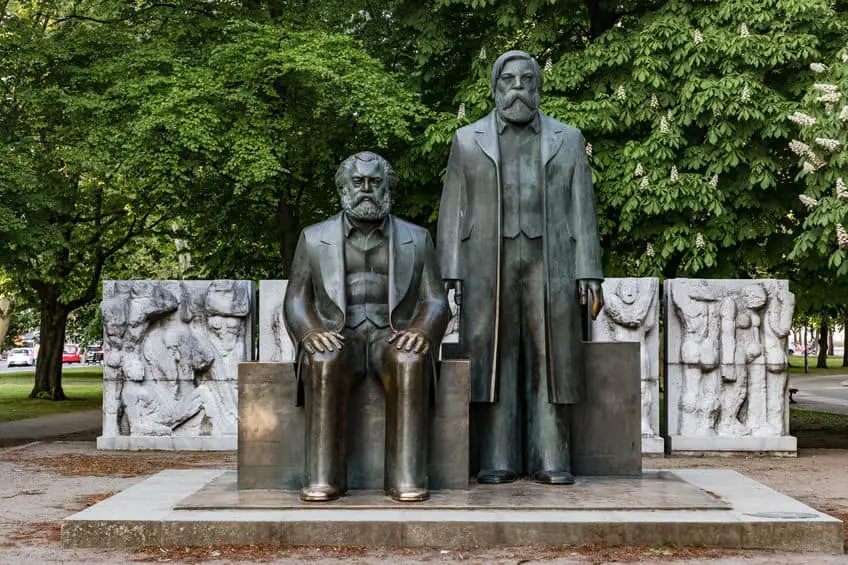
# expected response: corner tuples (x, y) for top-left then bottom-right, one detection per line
(335, 151), (396, 192)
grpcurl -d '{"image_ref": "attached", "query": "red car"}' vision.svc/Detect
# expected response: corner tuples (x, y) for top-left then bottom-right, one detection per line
(62, 344), (81, 364)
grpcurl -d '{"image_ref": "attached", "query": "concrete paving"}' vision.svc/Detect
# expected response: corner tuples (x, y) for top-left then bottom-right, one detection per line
(0, 410), (101, 443)
(62, 468), (844, 552)
(790, 373), (848, 415)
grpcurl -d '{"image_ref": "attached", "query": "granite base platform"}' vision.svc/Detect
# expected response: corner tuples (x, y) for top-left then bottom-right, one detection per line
(96, 436), (236, 451)
(642, 436), (665, 454)
(667, 435), (798, 457)
(61, 469), (843, 552)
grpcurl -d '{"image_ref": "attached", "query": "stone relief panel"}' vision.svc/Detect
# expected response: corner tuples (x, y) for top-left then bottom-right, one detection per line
(591, 278), (661, 452)
(665, 279), (795, 450)
(99, 280), (255, 447)
(443, 288), (460, 344)
(259, 280), (295, 362)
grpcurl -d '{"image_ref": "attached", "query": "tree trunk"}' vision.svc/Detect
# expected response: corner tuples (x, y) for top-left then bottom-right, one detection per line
(277, 196), (300, 277)
(828, 325), (834, 355)
(817, 319), (829, 369)
(584, 0), (619, 39)
(30, 285), (68, 400)
(0, 298), (10, 347)
(843, 318), (848, 367)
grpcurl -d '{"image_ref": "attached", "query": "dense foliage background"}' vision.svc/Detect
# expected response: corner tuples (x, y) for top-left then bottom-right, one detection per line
(2, 0), (848, 394)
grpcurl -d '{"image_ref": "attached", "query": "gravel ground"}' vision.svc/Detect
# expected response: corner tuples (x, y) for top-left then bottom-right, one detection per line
(0, 441), (845, 564)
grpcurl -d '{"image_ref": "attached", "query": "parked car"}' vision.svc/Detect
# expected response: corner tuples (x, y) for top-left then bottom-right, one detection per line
(62, 344), (81, 364)
(7, 347), (36, 367)
(86, 344), (104, 364)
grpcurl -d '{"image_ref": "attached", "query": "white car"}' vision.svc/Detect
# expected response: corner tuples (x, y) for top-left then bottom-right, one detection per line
(7, 348), (36, 367)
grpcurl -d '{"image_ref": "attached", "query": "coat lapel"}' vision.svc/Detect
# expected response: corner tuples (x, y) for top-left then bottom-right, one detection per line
(540, 114), (565, 167)
(319, 214), (346, 316)
(474, 111), (500, 168)
(389, 215), (414, 316)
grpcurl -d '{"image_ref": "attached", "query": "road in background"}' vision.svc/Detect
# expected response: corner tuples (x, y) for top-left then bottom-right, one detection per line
(0, 362), (100, 375)
(790, 372), (848, 415)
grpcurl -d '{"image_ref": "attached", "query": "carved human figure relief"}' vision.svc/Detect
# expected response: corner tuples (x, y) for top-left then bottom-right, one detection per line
(592, 278), (659, 437)
(259, 281), (296, 362)
(442, 288), (461, 344)
(101, 281), (178, 437)
(669, 280), (721, 437)
(100, 280), (254, 444)
(762, 280), (794, 435)
(717, 284), (766, 437)
(666, 279), (795, 445)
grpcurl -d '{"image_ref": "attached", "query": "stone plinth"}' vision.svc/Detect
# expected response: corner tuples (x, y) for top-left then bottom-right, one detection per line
(61, 469), (844, 552)
(238, 360), (470, 491)
(591, 278), (663, 454)
(665, 279), (796, 455)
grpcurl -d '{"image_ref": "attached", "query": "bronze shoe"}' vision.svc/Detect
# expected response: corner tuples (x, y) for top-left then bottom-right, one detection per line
(300, 483), (342, 502)
(477, 469), (518, 484)
(533, 470), (575, 485)
(387, 486), (430, 502)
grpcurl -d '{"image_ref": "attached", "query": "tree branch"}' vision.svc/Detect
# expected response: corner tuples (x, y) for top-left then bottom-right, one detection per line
(50, 2), (215, 26)
(64, 211), (158, 311)
(583, 0), (619, 40)
(72, 209), (128, 224)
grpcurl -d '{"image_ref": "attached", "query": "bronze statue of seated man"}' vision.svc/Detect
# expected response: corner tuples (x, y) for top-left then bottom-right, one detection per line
(284, 151), (449, 502)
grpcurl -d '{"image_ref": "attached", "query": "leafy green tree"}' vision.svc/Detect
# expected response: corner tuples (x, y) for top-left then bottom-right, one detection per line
(124, 22), (427, 278)
(790, 47), (848, 274)
(423, 0), (846, 279)
(0, 1), (426, 399)
(0, 7), (176, 398)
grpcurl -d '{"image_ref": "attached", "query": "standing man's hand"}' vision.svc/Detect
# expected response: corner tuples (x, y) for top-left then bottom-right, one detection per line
(578, 279), (604, 320)
(444, 279), (463, 306)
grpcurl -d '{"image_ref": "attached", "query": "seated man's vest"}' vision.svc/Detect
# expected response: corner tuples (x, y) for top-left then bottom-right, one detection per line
(344, 224), (390, 329)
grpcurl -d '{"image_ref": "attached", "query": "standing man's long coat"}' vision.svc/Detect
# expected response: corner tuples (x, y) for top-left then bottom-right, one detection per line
(437, 110), (603, 405)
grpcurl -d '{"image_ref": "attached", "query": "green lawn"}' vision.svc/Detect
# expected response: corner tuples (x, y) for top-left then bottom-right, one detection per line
(788, 355), (848, 375)
(791, 408), (848, 432)
(0, 367), (103, 422)
(791, 408), (848, 449)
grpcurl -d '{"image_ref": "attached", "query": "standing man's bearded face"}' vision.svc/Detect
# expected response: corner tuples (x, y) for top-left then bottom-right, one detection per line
(495, 58), (541, 125)
(340, 159), (391, 221)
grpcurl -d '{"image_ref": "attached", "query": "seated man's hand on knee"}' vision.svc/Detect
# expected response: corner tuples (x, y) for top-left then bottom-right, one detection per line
(388, 329), (430, 355)
(302, 330), (346, 355)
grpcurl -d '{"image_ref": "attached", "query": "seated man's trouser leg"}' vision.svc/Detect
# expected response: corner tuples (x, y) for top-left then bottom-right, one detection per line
(379, 342), (429, 493)
(302, 345), (355, 492)
(302, 322), (430, 494)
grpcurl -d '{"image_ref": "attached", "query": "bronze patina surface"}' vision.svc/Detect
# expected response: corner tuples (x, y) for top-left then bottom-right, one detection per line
(283, 152), (450, 502)
(436, 51), (605, 485)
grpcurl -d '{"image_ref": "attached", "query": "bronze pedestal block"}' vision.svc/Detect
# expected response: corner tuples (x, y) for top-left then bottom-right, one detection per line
(571, 341), (642, 476)
(238, 360), (470, 491)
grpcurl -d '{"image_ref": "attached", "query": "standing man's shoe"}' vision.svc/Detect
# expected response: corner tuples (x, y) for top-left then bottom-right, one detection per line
(534, 470), (575, 485)
(477, 469), (518, 484)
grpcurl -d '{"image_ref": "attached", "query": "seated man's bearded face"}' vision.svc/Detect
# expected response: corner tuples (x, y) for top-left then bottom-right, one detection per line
(340, 158), (391, 221)
(495, 58), (541, 125)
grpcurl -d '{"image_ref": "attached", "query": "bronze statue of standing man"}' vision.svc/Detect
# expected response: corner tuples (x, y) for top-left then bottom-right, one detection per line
(436, 51), (604, 485)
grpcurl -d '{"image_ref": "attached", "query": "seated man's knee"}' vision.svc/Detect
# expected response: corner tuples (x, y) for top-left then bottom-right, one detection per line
(385, 347), (425, 368)
(304, 348), (345, 370)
